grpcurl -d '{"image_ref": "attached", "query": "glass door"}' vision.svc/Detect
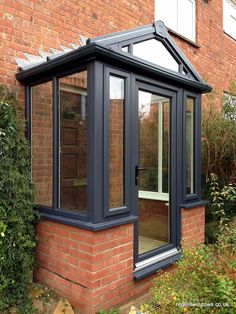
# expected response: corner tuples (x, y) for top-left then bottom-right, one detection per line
(138, 90), (170, 255)
(133, 82), (177, 264)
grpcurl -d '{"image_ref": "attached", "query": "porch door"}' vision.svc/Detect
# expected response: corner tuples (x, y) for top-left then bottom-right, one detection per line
(133, 82), (177, 263)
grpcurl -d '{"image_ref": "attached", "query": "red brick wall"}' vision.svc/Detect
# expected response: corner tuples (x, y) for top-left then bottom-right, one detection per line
(181, 206), (205, 247)
(1, 1), (235, 104)
(36, 206), (204, 313)
(35, 221), (159, 313)
(0, 0), (153, 94)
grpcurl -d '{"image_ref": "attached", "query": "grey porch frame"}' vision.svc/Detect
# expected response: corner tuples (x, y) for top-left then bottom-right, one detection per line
(17, 21), (211, 278)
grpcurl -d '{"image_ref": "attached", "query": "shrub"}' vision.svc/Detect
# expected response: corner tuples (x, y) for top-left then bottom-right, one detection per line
(201, 94), (236, 186)
(201, 86), (236, 242)
(0, 86), (37, 313)
(141, 228), (236, 314)
(205, 173), (236, 244)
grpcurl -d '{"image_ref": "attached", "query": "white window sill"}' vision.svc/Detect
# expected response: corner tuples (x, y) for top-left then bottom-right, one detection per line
(168, 28), (200, 48)
(139, 191), (169, 201)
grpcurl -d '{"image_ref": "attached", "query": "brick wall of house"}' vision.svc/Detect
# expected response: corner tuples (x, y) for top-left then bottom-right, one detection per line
(0, 1), (235, 104)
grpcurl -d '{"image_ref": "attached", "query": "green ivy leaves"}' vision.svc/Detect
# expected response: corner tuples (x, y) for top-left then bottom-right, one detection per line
(0, 86), (38, 313)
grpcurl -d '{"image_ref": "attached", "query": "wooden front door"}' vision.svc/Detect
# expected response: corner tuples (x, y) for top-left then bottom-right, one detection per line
(60, 89), (87, 213)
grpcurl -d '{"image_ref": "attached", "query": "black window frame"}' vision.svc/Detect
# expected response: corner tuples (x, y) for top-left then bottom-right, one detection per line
(104, 67), (131, 217)
(182, 91), (201, 202)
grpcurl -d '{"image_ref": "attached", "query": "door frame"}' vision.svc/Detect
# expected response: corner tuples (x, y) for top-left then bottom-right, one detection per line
(130, 74), (183, 266)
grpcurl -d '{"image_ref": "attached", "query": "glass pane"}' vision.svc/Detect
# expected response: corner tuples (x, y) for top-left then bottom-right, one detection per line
(122, 46), (129, 53)
(109, 76), (125, 209)
(133, 39), (179, 72)
(59, 71), (88, 213)
(138, 90), (170, 255)
(32, 82), (53, 207)
(186, 97), (195, 194)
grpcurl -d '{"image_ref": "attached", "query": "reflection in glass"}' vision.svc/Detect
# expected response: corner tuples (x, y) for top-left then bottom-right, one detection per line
(109, 76), (125, 209)
(122, 46), (129, 53)
(138, 90), (170, 254)
(186, 97), (195, 194)
(133, 39), (179, 72)
(32, 82), (53, 207)
(59, 71), (88, 213)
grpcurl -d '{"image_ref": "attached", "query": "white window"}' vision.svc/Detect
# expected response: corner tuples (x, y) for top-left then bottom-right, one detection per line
(223, 0), (236, 40)
(155, 0), (196, 42)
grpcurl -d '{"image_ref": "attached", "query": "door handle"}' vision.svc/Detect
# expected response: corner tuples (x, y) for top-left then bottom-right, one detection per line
(135, 166), (148, 185)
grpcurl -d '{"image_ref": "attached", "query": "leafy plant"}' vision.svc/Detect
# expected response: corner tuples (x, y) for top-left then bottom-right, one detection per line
(0, 85), (37, 313)
(140, 231), (236, 313)
(205, 173), (236, 244)
(201, 84), (236, 187)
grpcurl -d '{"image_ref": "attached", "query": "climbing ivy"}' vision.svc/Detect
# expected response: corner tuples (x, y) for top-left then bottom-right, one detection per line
(0, 85), (37, 313)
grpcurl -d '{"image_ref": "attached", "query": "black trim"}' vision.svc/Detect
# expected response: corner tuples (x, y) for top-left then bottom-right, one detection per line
(181, 200), (208, 209)
(182, 91), (201, 202)
(133, 252), (181, 280)
(25, 86), (31, 141)
(38, 207), (137, 231)
(103, 67), (131, 217)
(88, 61), (105, 223)
(16, 44), (211, 93)
(53, 78), (59, 209)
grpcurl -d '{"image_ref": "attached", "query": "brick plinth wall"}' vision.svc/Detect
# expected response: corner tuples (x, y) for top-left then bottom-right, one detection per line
(35, 206), (205, 313)
(181, 206), (205, 247)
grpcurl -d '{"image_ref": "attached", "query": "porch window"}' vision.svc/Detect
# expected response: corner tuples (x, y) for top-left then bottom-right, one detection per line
(109, 75), (125, 209)
(133, 39), (179, 72)
(59, 71), (88, 214)
(185, 97), (195, 195)
(32, 81), (53, 208)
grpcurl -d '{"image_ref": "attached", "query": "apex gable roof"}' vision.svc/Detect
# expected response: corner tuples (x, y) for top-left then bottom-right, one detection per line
(16, 21), (211, 92)
(90, 21), (204, 84)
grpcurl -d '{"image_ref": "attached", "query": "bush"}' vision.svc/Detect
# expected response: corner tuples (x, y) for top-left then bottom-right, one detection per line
(0, 86), (37, 313)
(201, 86), (236, 242)
(201, 92), (236, 186)
(141, 228), (236, 314)
(205, 173), (236, 244)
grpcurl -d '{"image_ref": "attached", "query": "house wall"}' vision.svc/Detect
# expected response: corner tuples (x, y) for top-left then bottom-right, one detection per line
(0, 1), (235, 103)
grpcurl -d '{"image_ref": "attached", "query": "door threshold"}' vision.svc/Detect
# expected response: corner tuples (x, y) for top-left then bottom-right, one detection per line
(133, 248), (181, 280)
(135, 247), (179, 270)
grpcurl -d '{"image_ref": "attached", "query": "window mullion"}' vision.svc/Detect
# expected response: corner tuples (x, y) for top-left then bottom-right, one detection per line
(52, 77), (59, 210)
(158, 100), (163, 194)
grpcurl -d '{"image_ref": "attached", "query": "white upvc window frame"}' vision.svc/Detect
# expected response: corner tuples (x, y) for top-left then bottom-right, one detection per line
(223, 0), (236, 40)
(155, 0), (196, 42)
(139, 99), (169, 202)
